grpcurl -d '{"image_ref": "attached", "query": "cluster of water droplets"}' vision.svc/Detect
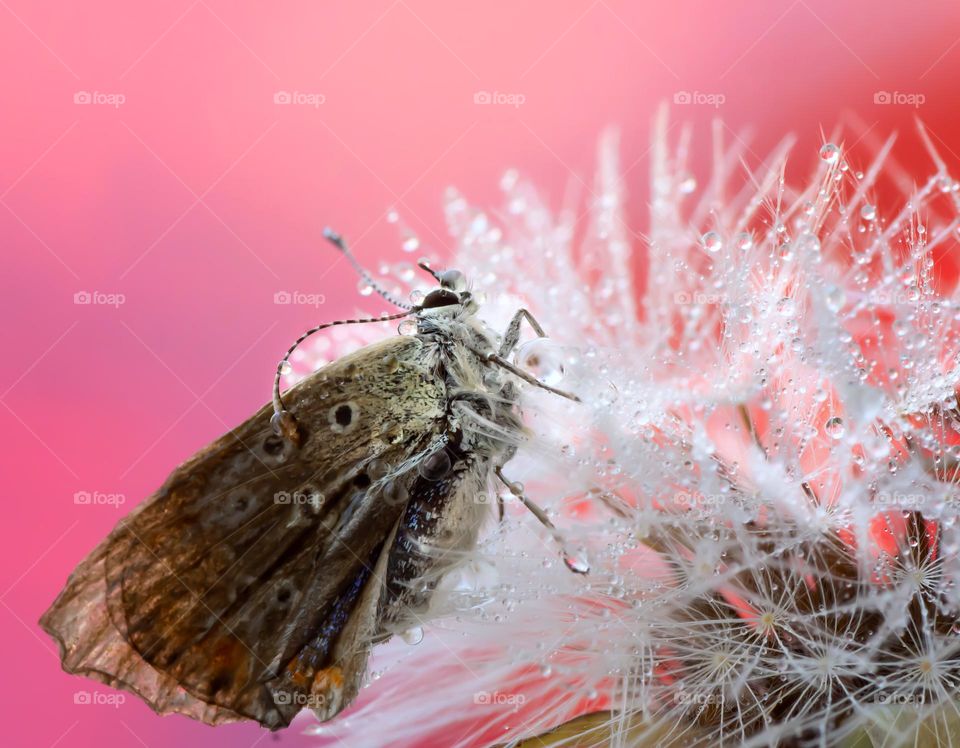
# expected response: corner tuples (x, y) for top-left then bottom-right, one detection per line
(308, 113), (960, 748)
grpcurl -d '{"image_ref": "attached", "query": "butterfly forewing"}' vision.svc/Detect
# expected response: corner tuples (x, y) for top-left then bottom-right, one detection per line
(42, 335), (447, 728)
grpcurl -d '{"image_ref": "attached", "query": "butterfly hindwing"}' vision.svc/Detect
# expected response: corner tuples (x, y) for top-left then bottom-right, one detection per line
(41, 335), (448, 728)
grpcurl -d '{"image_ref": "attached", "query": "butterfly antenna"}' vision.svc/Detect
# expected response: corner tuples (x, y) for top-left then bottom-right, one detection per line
(271, 309), (413, 443)
(417, 259), (442, 283)
(323, 228), (414, 310)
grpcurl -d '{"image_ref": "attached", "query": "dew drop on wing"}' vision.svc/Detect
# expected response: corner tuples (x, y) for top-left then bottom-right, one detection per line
(418, 450), (452, 481)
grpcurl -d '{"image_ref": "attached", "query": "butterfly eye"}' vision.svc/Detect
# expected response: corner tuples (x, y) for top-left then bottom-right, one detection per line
(421, 289), (460, 309)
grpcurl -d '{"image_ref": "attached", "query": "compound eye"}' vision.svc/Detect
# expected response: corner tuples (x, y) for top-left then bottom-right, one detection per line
(438, 269), (466, 292)
(421, 289), (460, 309)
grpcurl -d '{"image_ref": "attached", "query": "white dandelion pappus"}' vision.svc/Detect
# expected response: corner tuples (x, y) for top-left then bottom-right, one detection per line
(300, 106), (960, 747)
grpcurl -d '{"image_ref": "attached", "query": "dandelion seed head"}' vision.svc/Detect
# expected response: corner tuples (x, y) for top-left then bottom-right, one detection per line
(306, 109), (960, 747)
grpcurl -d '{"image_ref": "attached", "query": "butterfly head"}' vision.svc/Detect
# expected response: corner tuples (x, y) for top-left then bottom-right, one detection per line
(418, 268), (476, 314)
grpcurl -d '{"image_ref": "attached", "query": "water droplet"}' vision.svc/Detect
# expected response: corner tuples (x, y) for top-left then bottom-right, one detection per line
(398, 319), (418, 335)
(734, 232), (753, 251)
(278, 360), (293, 375)
(678, 173), (697, 194)
(468, 214), (489, 237)
(401, 626), (424, 645)
(860, 204), (877, 221)
(409, 289), (425, 304)
(563, 547), (590, 574)
(402, 236), (420, 253)
(517, 338), (566, 387)
(825, 285), (846, 313)
(825, 416), (845, 440)
(776, 297), (796, 317)
(357, 279), (374, 296)
(701, 231), (723, 253)
(819, 143), (841, 164)
(419, 449), (452, 480)
(439, 269), (467, 292)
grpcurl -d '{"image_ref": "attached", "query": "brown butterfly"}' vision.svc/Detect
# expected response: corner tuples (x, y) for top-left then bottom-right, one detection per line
(41, 230), (584, 730)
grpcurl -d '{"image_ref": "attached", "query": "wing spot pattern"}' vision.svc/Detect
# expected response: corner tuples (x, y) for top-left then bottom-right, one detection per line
(328, 402), (358, 433)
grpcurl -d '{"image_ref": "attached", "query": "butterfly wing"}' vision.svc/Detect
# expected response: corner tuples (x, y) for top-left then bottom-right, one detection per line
(41, 335), (447, 728)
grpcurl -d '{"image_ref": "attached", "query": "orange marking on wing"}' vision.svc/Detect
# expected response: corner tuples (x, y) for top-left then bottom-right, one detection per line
(312, 666), (344, 695)
(286, 658), (314, 688)
(211, 636), (248, 670)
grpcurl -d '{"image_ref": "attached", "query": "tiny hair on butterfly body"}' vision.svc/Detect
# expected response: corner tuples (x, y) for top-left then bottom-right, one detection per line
(40, 229), (584, 730)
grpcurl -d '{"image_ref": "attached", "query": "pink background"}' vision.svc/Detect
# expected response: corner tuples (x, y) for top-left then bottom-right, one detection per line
(3, 2), (960, 746)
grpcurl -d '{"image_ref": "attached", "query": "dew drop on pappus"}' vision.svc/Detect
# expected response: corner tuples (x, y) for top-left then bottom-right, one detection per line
(701, 231), (723, 253)
(562, 547), (590, 574)
(820, 143), (841, 164)
(401, 626), (424, 645)
(825, 417), (845, 440)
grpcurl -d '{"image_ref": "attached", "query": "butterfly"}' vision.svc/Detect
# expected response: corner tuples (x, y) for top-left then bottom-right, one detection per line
(40, 229), (585, 730)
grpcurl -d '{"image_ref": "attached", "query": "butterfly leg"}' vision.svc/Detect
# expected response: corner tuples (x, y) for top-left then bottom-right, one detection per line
(485, 310), (579, 401)
(483, 352), (580, 402)
(498, 308), (546, 357)
(495, 467), (588, 574)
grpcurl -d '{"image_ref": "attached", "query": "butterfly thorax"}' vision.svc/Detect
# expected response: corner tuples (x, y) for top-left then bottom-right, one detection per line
(415, 311), (522, 455)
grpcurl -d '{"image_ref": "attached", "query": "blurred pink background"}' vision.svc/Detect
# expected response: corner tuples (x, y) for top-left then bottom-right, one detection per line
(3, 1), (960, 745)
